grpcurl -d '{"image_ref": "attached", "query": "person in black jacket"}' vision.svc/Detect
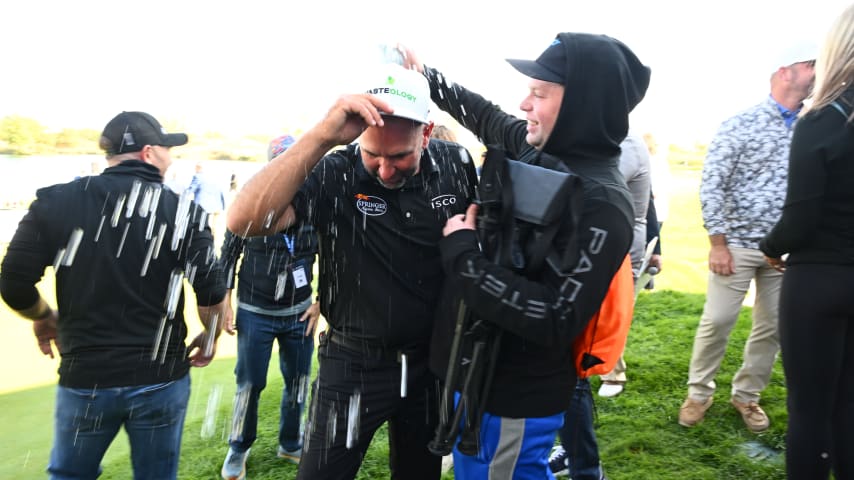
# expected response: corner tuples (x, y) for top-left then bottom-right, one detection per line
(0, 111), (227, 479)
(399, 32), (649, 479)
(760, 5), (854, 478)
(227, 63), (478, 480)
(219, 134), (320, 480)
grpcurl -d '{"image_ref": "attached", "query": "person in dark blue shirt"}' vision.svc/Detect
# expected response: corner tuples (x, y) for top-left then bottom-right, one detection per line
(220, 134), (320, 480)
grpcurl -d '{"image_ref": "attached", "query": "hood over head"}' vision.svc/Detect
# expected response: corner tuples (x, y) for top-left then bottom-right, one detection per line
(508, 33), (650, 164)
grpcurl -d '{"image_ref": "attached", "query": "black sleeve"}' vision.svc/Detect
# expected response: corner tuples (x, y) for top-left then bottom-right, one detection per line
(218, 229), (245, 289)
(646, 194), (661, 255)
(440, 201), (632, 349)
(423, 66), (532, 160)
(0, 205), (51, 310)
(760, 113), (830, 257)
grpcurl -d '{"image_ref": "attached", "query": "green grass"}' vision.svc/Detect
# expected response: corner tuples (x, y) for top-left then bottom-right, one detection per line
(596, 290), (786, 479)
(0, 168), (789, 478)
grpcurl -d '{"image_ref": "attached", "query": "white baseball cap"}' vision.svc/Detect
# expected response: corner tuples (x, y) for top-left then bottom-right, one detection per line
(771, 40), (818, 72)
(365, 63), (430, 124)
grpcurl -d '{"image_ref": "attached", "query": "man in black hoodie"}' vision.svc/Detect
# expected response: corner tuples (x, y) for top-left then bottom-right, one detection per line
(400, 32), (649, 478)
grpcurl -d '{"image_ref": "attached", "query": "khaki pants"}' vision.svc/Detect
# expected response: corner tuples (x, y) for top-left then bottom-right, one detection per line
(687, 247), (782, 403)
(601, 356), (627, 383)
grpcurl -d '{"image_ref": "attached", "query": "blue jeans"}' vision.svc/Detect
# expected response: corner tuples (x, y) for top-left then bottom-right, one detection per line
(229, 307), (314, 452)
(48, 374), (190, 480)
(557, 378), (604, 480)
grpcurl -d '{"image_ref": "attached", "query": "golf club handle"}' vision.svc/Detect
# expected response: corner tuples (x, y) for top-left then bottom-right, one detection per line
(428, 303), (470, 456)
(428, 340), (487, 456)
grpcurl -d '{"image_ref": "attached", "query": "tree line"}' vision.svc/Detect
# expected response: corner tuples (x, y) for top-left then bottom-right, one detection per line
(0, 115), (101, 155)
(0, 115), (269, 161)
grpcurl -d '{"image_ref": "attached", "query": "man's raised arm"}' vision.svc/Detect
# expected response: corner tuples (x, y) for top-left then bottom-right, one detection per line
(227, 94), (391, 237)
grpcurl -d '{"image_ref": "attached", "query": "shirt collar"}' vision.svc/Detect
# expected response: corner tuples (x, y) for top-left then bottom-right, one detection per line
(769, 94), (802, 129)
(101, 159), (164, 183)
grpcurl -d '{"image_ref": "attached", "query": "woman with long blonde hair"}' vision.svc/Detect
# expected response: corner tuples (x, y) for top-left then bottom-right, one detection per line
(760, 4), (854, 479)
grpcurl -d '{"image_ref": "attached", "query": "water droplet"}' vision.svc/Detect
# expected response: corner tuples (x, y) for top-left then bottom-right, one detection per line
(151, 315), (167, 360)
(138, 186), (153, 218)
(172, 190), (193, 251)
(94, 216), (106, 243)
(201, 384), (223, 439)
(60, 228), (84, 267)
(140, 238), (156, 276)
(153, 224), (167, 259)
(111, 194), (126, 228)
(52, 248), (66, 271)
(159, 324), (172, 364)
(198, 210), (208, 232)
(165, 269), (184, 319)
(203, 313), (219, 357)
(400, 354), (408, 398)
(326, 403), (338, 449)
(275, 272), (287, 300)
(346, 390), (361, 449)
(186, 263), (198, 285)
(145, 212), (157, 240)
(148, 187), (162, 216)
(116, 223), (130, 258)
(126, 180), (142, 218)
(297, 374), (308, 404)
(229, 384), (251, 441)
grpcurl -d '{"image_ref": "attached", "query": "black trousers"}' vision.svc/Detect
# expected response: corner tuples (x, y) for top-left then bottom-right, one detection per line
(780, 263), (854, 480)
(296, 335), (441, 480)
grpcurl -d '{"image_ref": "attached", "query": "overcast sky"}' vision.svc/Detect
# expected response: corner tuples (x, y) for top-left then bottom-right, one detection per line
(0, 0), (848, 145)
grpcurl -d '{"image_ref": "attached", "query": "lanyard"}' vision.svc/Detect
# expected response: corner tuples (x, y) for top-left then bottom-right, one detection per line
(282, 234), (295, 256)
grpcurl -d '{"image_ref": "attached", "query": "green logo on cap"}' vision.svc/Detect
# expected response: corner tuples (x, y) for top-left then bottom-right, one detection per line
(366, 75), (416, 104)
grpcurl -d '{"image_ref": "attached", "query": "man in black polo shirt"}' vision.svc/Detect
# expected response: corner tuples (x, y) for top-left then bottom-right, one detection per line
(227, 63), (477, 480)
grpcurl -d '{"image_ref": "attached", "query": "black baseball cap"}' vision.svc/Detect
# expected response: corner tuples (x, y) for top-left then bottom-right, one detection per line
(506, 37), (565, 84)
(100, 111), (188, 155)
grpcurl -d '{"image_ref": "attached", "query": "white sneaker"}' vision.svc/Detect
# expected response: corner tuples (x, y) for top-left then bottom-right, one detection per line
(441, 454), (454, 473)
(548, 445), (569, 476)
(598, 382), (624, 398)
(277, 445), (302, 464)
(221, 447), (250, 480)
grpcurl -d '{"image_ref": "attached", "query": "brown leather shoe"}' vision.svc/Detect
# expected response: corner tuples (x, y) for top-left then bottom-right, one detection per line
(678, 396), (713, 427)
(731, 399), (770, 432)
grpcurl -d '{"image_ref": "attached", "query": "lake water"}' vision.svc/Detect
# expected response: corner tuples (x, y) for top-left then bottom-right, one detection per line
(0, 154), (268, 240)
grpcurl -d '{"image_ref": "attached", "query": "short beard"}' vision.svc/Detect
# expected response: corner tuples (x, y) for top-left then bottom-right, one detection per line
(365, 150), (421, 190)
(371, 170), (410, 190)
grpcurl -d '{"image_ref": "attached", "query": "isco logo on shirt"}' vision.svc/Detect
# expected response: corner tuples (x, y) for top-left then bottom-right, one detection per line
(431, 194), (457, 209)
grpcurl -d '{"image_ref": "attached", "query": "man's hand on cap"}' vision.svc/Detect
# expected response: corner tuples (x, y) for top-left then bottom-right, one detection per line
(318, 94), (391, 145)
